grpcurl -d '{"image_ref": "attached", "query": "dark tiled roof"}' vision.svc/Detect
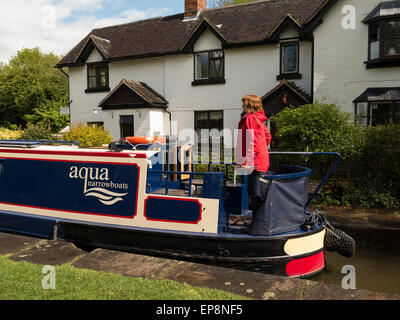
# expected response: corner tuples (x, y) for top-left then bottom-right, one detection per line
(262, 79), (311, 104)
(124, 80), (168, 105)
(353, 87), (400, 103)
(99, 79), (168, 108)
(58, 0), (331, 67)
(362, 0), (400, 23)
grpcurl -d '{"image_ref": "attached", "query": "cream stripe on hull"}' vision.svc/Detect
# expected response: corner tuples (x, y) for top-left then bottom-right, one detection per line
(284, 229), (326, 256)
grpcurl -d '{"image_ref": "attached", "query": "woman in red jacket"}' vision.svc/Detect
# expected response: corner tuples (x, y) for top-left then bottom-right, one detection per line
(236, 94), (272, 214)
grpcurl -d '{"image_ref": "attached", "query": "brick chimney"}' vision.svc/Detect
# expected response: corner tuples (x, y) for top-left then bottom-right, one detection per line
(185, 0), (207, 18)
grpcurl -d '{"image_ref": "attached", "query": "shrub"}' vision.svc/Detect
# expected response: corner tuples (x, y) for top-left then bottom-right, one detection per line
(19, 123), (57, 141)
(358, 123), (400, 183)
(63, 122), (113, 147)
(0, 127), (23, 140)
(316, 175), (400, 209)
(270, 101), (364, 159)
(271, 102), (400, 209)
(313, 123), (400, 209)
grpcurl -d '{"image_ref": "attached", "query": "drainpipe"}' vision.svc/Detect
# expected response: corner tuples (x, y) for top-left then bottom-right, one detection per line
(56, 66), (72, 128)
(311, 36), (315, 104)
(165, 108), (172, 137)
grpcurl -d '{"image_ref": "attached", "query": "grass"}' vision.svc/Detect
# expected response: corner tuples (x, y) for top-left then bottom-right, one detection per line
(0, 256), (248, 300)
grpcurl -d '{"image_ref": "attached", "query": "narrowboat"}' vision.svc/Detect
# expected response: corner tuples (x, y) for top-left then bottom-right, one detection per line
(0, 138), (348, 278)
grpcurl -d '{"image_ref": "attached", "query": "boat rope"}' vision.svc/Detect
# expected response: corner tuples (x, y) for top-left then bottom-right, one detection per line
(303, 209), (356, 258)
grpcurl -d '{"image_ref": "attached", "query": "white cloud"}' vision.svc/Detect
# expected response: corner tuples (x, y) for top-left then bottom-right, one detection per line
(0, 0), (171, 62)
(93, 8), (170, 29)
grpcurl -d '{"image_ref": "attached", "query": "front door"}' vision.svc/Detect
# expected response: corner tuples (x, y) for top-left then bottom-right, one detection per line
(120, 115), (134, 138)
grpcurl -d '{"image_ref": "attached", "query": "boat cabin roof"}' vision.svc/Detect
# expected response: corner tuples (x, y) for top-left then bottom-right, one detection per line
(0, 140), (161, 158)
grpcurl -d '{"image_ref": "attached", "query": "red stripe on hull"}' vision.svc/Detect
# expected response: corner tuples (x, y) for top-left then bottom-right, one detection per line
(285, 251), (325, 277)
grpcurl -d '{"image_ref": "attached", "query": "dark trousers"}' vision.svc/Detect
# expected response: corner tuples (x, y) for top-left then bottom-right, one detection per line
(247, 170), (262, 213)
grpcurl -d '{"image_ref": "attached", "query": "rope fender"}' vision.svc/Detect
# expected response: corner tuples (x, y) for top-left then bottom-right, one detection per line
(303, 210), (356, 258)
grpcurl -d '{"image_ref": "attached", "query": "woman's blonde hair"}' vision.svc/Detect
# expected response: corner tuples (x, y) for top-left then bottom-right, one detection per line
(242, 95), (264, 114)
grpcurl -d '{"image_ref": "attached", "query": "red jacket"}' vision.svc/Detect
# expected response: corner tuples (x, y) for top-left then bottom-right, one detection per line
(236, 111), (272, 172)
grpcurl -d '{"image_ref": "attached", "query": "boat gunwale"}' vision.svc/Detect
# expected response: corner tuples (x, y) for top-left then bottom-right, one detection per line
(0, 147), (149, 158)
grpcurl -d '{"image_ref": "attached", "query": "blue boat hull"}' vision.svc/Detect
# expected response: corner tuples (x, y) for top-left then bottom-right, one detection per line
(0, 210), (326, 278)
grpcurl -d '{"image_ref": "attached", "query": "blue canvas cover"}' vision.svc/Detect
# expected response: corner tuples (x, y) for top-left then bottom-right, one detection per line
(248, 176), (310, 236)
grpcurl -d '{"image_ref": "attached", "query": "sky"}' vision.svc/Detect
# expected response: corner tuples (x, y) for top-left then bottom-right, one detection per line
(0, 0), (185, 63)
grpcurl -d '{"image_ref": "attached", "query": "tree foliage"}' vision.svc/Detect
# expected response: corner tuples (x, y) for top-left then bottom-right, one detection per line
(0, 48), (69, 132)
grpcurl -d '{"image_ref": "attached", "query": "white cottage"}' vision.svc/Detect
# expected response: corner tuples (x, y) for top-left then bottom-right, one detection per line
(57, 0), (400, 146)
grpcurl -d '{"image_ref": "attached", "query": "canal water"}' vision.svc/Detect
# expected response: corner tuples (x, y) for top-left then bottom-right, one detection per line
(311, 247), (400, 295)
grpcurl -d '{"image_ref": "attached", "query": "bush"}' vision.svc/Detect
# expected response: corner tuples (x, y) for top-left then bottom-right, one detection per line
(270, 101), (364, 159)
(314, 123), (400, 209)
(271, 102), (400, 209)
(316, 175), (400, 209)
(19, 123), (57, 141)
(63, 122), (113, 147)
(358, 123), (400, 183)
(0, 127), (23, 140)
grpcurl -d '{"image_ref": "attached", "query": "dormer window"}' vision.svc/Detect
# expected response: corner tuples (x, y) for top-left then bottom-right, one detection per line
(192, 49), (225, 86)
(277, 42), (302, 80)
(364, 1), (400, 68)
(85, 62), (110, 93)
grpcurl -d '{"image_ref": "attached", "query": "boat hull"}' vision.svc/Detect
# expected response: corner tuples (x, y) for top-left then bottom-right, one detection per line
(0, 210), (325, 278)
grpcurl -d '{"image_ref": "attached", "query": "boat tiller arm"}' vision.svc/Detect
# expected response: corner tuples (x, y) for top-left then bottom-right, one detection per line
(304, 152), (343, 214)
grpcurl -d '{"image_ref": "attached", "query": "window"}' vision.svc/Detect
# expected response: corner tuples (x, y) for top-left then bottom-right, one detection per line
(278, 42), (301, 80)
(194, 111), (224, 161)
(367, 19), (400, 67)
(356, 101), (400, 126)
(193, 50), (225, 85)
(384, 20), (400, 56)
(87, 122), (104, 128)
(195, 111), (223, 135)
(370, 23), (380, 60)
(120, 115), (134, 138)
(86, 63), (109, 92)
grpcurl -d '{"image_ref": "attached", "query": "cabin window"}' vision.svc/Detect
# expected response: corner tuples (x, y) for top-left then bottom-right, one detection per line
(86, 63), (110, 92)
(277, 42), (301, 80)
(367, 19), (400, 67)
(192, 50), (225, 85)
(120, 115), (134, 138)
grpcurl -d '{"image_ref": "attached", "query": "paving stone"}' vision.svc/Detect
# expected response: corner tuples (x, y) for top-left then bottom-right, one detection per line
(163, 261), (306, 300)
(0, 232), (43, 255)
(73, 249), (179, 279)
(9, 240), (85, 266)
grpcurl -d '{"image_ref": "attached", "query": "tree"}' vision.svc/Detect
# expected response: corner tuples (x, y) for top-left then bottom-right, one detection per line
(0, 48), (69, 132)
(209, 0), (258, 7)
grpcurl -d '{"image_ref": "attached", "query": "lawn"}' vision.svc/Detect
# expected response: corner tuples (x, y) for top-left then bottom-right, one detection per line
(0, 255), (248, 300)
